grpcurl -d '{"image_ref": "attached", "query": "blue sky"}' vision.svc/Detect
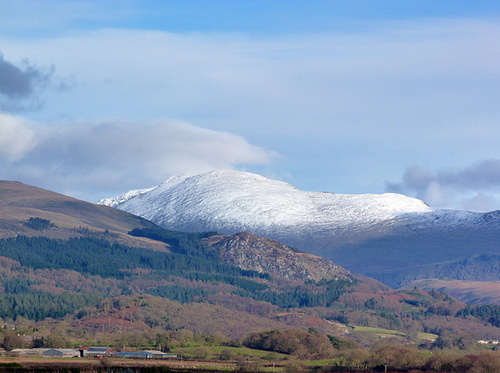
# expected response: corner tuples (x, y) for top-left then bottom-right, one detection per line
(0, 1), (499, 211)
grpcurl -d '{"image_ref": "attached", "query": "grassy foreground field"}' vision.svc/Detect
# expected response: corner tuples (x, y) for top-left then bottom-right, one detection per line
(3, 348), (500, 373)
(0, 357), (241, 372)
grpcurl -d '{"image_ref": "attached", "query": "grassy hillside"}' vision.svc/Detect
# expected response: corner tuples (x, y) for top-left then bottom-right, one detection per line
(0, 180), (166, 250)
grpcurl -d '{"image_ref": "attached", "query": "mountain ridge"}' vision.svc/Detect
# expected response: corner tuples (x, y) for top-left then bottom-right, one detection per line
(4, 178), (500, 355)
(0, 179), (350, 285)
(100, 170), (500, 286)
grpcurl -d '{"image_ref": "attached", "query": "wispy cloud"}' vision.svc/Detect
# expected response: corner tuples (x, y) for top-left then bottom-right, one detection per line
(0, 113), (38, 161)
(8, 18), (497, 139)
(0, 16), (499, 205)
(386, 160), (500, 212)
(0, 115), (275, 200)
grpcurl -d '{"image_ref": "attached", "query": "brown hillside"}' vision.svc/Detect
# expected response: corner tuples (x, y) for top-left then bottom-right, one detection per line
(0, 180), (166, 250)
(403, 278), (500, 305)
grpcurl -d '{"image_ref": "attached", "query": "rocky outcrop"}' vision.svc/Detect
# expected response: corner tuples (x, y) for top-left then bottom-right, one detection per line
(205, 232), (351, 282)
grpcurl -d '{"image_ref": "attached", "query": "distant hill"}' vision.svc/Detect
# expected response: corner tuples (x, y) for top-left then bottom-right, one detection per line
(0, 180), (165, 250)
(403, 279), (500, 305)
(99, 170), (500, 287)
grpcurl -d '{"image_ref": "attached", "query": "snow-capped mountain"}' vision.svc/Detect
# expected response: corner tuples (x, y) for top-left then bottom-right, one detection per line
(99, 170), (438, 232)
(99, 170), (500, 287)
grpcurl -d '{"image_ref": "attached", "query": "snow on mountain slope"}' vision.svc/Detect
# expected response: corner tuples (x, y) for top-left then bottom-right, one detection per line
(99, 170), (500, 285)
(99, 174), (190, 208)
(98, 170), (471, 240)
(99, 187), (155, 208)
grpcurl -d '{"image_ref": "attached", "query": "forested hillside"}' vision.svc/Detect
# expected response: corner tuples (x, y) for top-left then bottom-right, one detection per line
(2, 217), (500, 353)
(2, 181), (500, 372)
(0, 227), (352, 315)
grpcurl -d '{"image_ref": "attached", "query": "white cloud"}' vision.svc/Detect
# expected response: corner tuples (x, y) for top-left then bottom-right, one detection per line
(0, 113), (38, 161)
(1, 117), (275, 201)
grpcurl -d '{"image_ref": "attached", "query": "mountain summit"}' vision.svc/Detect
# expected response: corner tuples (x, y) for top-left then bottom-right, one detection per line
(99, 169), (433, 234)
(100, 170), (500, 286)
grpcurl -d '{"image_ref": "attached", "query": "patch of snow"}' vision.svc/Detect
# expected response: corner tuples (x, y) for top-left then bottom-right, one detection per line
(98, 187), (156, 208)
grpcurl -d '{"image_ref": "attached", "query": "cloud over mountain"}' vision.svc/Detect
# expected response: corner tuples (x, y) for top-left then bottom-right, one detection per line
(386, 160), (500, 212)
(0, 116), (275, 200)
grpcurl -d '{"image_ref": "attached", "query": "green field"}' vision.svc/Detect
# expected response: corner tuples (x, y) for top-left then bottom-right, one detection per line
(349, 325), (437, 342)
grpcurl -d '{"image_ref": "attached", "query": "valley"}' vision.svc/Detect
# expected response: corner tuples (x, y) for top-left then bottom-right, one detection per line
(0, 178), (500, 372)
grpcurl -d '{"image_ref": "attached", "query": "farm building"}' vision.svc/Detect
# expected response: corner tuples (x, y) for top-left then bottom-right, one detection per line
(113, 351), (153, 359)
(9, 348), (49, 357)
(79, 346), (115, 357)
(43, 349), (79, 358)
(142, 350), (177, 358)
(113, 350), (177, 359)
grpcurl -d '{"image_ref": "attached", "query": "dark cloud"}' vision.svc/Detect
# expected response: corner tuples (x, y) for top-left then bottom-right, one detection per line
(0, 53), (53, 111)
(389, 160), (500, 193)
(440, 160), (500, 190)
(386, 160), (500, 211)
